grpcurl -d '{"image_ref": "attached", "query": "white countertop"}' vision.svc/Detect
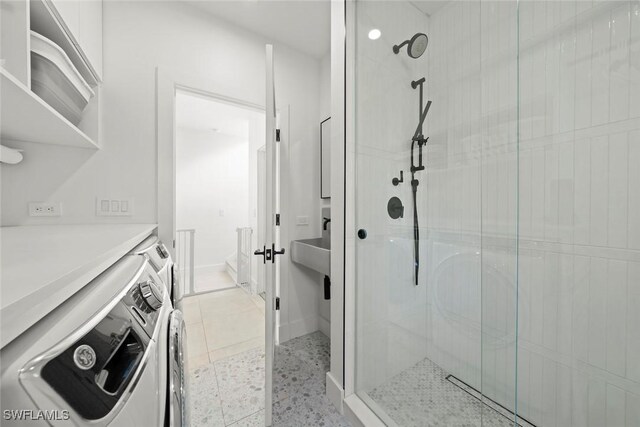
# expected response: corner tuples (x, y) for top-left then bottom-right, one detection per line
(1, 224), (157, 348)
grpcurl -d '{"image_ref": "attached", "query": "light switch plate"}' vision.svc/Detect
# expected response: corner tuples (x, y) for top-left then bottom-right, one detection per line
(96, 197), (134, 216)
(296, 216), (309, 225)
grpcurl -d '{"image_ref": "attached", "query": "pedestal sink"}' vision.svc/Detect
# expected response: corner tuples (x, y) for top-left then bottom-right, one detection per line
(290, 237), (330, 276)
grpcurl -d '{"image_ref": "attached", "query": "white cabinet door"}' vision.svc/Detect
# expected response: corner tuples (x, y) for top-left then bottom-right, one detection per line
(50, 0), (79, 40)
(77, 0), (102, 79)
(49, 0), (103, 80)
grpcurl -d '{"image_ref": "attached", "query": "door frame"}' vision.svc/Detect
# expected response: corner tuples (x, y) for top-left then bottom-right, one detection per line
(156, 66), (290, 427)
(156, 67), (265, 259)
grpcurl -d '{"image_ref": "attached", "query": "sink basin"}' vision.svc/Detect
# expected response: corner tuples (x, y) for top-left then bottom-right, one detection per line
(290, 238), (330, 276)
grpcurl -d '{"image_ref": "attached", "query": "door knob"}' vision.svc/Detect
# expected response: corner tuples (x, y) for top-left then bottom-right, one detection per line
(357, 229), (367, 239)
(254, 246), (267, 264)
(272, 244), (285, 263)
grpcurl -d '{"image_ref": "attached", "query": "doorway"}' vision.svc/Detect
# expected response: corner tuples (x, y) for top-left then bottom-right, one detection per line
(174, 90), (266, 296)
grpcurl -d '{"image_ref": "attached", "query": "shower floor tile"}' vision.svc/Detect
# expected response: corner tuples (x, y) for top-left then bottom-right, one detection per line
(367, 357), (517, 427)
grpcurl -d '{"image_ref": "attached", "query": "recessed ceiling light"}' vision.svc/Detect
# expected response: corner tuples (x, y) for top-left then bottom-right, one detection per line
(211, 128), (219, 133)
(368, 29), (381, 40)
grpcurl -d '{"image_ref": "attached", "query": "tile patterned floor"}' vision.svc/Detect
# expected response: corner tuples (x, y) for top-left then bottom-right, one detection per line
(184, 288), (265, 370)
(189, 331), (351, 427)
(368, 356), (516, 427)
(195, 270), (236, 293)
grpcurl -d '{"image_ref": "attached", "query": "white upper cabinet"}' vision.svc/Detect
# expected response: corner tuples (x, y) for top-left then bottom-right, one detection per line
(0, 0), (102, 149)
(49, 0), (103, 80)
(77, 0), (102, 79)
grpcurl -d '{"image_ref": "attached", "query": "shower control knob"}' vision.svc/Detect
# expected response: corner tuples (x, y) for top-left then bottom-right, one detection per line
(357, 229), (367, 240)
(139, 279), (163, 311)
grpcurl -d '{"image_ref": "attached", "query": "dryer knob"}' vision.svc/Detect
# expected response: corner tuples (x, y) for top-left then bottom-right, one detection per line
(139, 280), (163, 311)
(156, 244), (169, 259)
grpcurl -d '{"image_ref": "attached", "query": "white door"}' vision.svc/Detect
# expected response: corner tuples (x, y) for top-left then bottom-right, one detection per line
(260, 44), (283, 426)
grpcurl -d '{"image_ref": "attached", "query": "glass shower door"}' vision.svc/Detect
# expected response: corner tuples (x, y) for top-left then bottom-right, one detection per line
(352, 1), (519, 426)
(515, 2), (640, 426)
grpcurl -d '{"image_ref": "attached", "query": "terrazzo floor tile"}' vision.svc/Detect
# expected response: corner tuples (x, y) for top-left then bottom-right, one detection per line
(273, 376), (349, 427)
(368, 357), (516, 427)
(273, 344), (315, 401)
(281, 331), (331, 375)
(188, 331), (351, 427)
(227, 410), (265, 426)
(214, 347), (266, 425)
(190, 364), (225, 427)
(272, 332), (350, 427)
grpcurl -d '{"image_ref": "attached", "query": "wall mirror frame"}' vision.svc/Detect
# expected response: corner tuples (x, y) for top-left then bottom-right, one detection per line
(320, 116), (331, 199)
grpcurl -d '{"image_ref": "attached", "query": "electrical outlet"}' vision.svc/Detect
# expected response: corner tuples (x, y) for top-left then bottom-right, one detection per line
(29, 202), (62, 217)
(96, 197), (134, 216)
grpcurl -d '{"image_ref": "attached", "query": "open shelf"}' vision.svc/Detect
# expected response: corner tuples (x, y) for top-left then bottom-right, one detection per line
(30, 0), (99, 87)
(0, 67), (99, 149)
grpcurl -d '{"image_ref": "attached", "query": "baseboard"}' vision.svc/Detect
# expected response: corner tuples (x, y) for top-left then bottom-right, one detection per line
(250, 278), (260, 294)
(195, 263), (226, 274)
(223, 260), (237, 283)
(279, 315), (318, 343)
(318, 315), (331, 338)
(326, 372), (344, 414)
(344, 394), (388, 427)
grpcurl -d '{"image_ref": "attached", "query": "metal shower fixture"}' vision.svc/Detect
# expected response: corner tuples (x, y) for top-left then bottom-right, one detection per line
(393, 33), (429, 59)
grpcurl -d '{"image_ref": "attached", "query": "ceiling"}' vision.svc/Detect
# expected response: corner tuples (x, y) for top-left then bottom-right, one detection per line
(175, 90), (261, 137)
(183, 0), (331, 58)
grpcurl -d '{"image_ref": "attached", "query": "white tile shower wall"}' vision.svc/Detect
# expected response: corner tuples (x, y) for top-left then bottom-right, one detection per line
(425, 1), (640, 426)
(354, 0), (432, 392)
(423, 0), (519, 411)
(518, 1), (640, 426)
(516, 1), (640, 426)
(355, 1), (639, 425)
(423, 0), (485, 395)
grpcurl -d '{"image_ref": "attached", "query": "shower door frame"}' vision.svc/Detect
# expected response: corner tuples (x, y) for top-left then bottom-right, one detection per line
(341, 0), (520, 425)
(339, 0), (386, 424)
(340, 1), (402, 424)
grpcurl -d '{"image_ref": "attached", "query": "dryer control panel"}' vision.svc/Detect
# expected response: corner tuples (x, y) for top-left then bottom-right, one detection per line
(19, 261), (165, 422)
(121, 275), (164, 338)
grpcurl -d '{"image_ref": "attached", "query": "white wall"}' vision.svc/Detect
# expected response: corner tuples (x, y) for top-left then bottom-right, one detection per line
(176, 127), (249, 270)
(1, 1), (329, 342)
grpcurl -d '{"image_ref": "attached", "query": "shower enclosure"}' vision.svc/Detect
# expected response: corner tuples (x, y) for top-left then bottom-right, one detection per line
(351, 1), (640, 426)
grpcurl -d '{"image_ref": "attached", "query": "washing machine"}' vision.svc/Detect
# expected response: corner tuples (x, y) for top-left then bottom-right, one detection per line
(0, 255), (189, 426)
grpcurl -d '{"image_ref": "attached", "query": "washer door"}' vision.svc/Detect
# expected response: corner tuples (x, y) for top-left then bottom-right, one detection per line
(168, 310), (189, 427)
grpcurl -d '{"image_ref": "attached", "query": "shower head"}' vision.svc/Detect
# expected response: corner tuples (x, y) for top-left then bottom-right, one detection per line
(393, 33), (428, 59)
